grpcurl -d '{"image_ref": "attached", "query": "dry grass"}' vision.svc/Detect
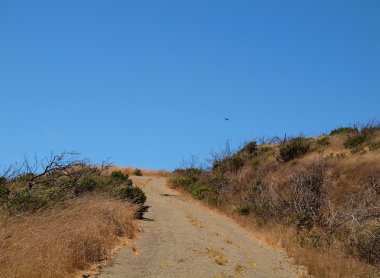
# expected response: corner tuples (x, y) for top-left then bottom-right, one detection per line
(234, 264), (245, 276)
(205, 247), (228, 265)
(0, 194), (139, 278)
(186, 213), (205, 228)
(109, 166), (170, 177)
(248, 224), (376, 278)
(224, 237), (240, 249)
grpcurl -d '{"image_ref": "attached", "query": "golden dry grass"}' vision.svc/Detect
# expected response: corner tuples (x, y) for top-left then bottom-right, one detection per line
(0, 194), (139, 278)
(205, 247), (228, 265)
(109, 166), (170, 177)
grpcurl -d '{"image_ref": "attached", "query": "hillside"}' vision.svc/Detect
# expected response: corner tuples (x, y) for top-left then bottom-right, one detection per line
(1, 124), (379, 277)
(0, 155), (148, 277)
(171, 124), (380, 277)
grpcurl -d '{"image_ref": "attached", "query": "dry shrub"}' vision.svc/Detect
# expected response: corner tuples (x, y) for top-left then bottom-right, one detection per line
(278, 137), (311, 162)
(0, 195), (138, 278)
(243, 161), (328, 228)
(278, 162), (327, 228)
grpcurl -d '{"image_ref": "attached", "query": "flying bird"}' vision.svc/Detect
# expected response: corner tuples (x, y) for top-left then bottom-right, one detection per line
(225, 117), (230, 121)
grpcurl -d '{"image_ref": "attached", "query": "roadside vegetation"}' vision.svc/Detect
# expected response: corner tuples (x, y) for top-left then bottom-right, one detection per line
(0, 152), (148, 278)
(171, 122), (380, 277)
(113, 167), (169, 177)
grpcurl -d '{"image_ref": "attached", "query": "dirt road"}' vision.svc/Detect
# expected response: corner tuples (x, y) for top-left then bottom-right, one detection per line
(97, 177), (299, 278)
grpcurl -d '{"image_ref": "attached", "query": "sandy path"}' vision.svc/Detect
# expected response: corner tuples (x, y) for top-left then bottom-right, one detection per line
(97, 177), (299, 278)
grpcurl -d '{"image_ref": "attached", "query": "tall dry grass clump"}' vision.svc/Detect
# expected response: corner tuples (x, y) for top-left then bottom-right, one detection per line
(0, 195), (138, 278)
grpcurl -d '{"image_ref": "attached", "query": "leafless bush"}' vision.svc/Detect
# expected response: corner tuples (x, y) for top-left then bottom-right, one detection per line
(179, 154), (204, 170)
(208, 141), (234, 169)
(25, 152), (96, 190)
(325, 174), (380, 234)
(351, 227), (380, 266)
(277, 162), (327, 228)
(324, 173), (380, 265)
(206, 174), (231, 195)
(5, 152), (111, 192)
(360, 119), (380, 136)
(245, 162), (328, 227)
(208, 141), (246, 175)
(248, 179), (279, 221)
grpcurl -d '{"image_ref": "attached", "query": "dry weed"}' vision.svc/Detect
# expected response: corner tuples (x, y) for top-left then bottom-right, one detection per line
(205, 247), (228, 265)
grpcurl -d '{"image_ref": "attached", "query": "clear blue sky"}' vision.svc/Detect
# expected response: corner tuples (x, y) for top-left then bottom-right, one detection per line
(1, 1), (379, 170)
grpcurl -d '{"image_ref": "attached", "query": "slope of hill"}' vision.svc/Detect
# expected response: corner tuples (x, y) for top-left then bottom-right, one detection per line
(171, 124), (380, 277)
(0, 155), (148, 278)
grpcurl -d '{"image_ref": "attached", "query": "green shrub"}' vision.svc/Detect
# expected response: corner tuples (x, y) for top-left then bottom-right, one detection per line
(278, 137), (311, 162)
(77, 176), (99, 193)
(251, 158), (260, 167)
(124, 178), (133, 187)
(235, 203), (250, 215)
(248, 146), (273, 159)
(316, 137), (330, 146)
(134, 168), (143, 176)
(212, 156), (245, 173)
(189, 180), (211, 200)
(170, 175), (197, 188)
(369, 142), (380, 151)
(0, 185), (10, 199)
(243, 141), (257, 154)
(119, 184), (146, 204)
(110, 170), (129, 182)
(261, 146), (272, 153)
(330, 127), (358, 135)
(134, 205), (150, 219)
(8, 191), (49, 212)
(344, 134), (368, 149)
(0, 176), (7, 185)
(227, 157), (245, 172)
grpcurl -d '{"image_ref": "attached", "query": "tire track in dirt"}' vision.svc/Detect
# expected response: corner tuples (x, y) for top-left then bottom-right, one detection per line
(96, 177), (300, 278)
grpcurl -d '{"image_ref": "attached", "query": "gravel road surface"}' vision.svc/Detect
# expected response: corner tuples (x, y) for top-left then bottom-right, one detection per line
(97, 177), (299, 278)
